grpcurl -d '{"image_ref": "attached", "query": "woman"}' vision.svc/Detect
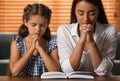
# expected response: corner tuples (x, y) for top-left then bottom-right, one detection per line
(9, 3), (60, 76)
(57, 0), (117, 76)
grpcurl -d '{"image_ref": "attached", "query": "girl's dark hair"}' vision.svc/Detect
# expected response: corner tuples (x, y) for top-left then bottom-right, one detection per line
(70, 0), (108, 24)
(19, 3), (52, 40)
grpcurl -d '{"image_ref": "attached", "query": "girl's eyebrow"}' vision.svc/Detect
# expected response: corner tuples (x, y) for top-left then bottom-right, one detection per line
(30, 23), (36, 25)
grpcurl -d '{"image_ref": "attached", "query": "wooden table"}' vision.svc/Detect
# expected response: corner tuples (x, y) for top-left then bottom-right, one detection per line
(0, 76), (120, 81)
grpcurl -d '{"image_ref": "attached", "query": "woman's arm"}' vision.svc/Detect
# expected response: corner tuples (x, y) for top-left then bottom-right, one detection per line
(57, 25), (87, 73)
(87, 32), (102, 69)
(69, 39), (85, 70)
(92, 26), (117, 76)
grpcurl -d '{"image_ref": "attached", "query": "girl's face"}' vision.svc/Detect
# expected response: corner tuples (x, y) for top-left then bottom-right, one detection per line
(25, 15), (48, 37)
(75, 1), (99, 27)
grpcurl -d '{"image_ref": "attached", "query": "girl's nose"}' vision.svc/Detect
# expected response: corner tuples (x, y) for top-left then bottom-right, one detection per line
(36, 26), (41, 32)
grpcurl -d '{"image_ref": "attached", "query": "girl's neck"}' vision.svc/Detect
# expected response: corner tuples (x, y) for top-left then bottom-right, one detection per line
(25, 35), (33, 43)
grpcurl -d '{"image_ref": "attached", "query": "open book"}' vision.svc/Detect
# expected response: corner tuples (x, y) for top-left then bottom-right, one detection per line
(41, 71), (94, 79)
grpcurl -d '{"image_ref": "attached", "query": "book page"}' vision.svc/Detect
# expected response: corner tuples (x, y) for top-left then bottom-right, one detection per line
(41, 72), (67, 79)
(66, 71), (94, 79)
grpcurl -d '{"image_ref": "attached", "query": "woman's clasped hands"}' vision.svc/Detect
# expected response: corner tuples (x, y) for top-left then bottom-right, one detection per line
(79, 24), (94, 43)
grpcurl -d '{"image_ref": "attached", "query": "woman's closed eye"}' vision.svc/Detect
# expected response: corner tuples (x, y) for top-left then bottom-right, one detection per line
(88, 11), (95, 16)
(78, 11), (84, 16)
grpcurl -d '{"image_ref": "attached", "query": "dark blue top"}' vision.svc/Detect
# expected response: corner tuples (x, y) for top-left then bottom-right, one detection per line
(13, 35), (57, 76)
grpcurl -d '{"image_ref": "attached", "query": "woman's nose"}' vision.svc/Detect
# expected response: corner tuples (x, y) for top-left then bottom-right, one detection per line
(83, 14), (89, 22)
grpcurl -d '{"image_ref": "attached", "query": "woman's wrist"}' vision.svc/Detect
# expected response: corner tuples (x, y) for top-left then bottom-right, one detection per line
(88, 41), (97, 50)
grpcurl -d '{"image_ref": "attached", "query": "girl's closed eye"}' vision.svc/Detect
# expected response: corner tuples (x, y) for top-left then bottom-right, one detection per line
(31, 23), (36, 27)
(40, 24), (47, 29)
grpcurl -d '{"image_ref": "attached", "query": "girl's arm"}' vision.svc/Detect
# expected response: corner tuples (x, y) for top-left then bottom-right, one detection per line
(9, 40), (34, 76)
(37, 46), (60, 72)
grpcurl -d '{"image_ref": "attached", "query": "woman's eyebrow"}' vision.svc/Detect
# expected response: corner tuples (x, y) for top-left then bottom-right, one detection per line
(77, 9), (97, 12)
(89, 9), (97, 12)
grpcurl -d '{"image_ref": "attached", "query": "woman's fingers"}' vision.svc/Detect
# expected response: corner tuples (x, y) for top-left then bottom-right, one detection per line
(80, 24), (87, 32)
(86, 24), (94, 32)
(79, 24), (94, 42)
(80, 24), (94, 33)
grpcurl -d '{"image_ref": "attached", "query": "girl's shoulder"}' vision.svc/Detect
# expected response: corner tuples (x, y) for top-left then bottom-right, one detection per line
(47, 37), (57, 47)
(46, 37), (57, 54)
(13, 34), (24, 42)
(13, 34), (25, 54)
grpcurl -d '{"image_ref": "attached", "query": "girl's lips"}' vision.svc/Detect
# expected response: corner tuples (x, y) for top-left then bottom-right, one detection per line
(35, 33), (40, 35)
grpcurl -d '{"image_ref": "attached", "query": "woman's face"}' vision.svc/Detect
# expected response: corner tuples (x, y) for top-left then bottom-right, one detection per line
(75, 1), (99, 27)
(25, 15), (48, 37)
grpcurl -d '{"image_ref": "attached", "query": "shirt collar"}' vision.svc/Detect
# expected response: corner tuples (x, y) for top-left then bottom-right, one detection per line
(93, 22), (103, 42)
(70, 22), (101, 38)
(71, 22), (79, 37)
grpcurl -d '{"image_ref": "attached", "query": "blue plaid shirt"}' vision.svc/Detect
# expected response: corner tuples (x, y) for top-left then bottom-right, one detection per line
(13, 35), (57, 76)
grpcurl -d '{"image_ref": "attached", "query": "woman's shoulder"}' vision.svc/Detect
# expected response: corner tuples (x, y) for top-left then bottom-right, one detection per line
(97, 22), (117, 33)
(104, 24), (117, 33)
(57, 23), (78, 33)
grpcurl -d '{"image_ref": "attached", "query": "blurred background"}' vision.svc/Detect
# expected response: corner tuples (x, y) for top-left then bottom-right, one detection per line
(0, 0), (120, 33)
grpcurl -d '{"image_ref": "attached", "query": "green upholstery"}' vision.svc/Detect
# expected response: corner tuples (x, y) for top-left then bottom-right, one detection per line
(0, 34), (14, 59)
(0, 33), (120, 75)
(115, 34), (120, 60)
(0, 33), (15, 75)
(111, 33), (120, 75)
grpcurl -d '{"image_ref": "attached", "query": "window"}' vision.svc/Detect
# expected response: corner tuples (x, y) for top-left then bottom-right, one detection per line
(0, 0), (72, 32)
(102, 0), (120, 32)
(0, 0), (120, 32)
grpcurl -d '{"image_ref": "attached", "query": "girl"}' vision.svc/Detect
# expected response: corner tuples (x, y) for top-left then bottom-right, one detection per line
(10, 3), (60, 76)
